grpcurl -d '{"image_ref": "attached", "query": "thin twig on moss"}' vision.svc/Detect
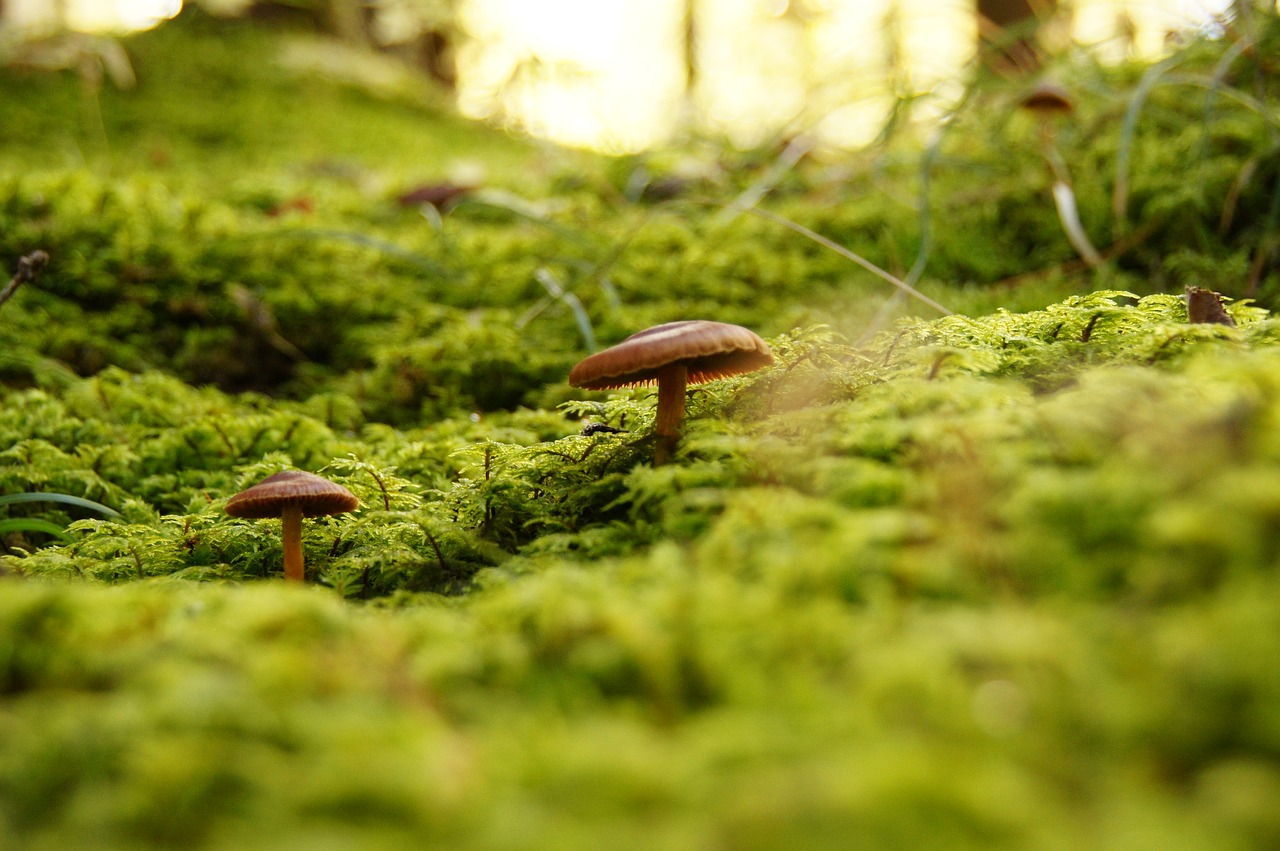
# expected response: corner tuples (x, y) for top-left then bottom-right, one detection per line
(0, 250), (49, 312)
(421, 525), (447, 576)
(991, 218), (1162, 289)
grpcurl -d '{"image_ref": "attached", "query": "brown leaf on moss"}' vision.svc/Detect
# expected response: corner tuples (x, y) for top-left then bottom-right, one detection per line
(1186, 287), (1236, 327)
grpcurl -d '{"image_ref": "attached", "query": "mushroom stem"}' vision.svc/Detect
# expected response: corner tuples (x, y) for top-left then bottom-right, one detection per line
(1050, 180), (1103, 268)
(654, 362), (688, 465)
(1037, 118), (1069, 185)
(280, 504), (305, 582)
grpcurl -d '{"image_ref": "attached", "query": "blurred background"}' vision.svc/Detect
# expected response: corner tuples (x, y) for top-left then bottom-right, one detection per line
(2, 0), (1275, 392)
(0, 0), (1249, 153)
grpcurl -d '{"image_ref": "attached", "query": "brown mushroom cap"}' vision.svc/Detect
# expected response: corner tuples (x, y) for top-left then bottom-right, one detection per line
(225, 470), (358, 519)
(1020, 81), (1075, 114)
(568, 320), (773, 390)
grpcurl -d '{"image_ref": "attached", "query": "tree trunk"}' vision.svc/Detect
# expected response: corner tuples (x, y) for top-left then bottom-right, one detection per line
(683, 0), (698, 98)
(416, 29), (457, 90)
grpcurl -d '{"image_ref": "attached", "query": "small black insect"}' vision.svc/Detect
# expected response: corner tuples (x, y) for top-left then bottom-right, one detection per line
(581, 423), (625, 436)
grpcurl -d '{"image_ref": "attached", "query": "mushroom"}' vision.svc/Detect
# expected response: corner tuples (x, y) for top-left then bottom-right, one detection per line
(1020, 80), (1074, 118)
(1019, 80), (1102, 268)
(1019, 80), (1076, 179)
(569, 320), (773, 464)
(225, 470), (358, 582)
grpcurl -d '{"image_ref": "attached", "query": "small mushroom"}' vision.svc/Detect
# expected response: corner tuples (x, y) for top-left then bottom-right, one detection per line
(1019, 79), (1076, 175)
(569, 320), (773, 464)
(395, 182), (476, 210)
(225, 470), (358, 582)
(1020, 80), (1074, 117)
(1019, 80), (1102, 268)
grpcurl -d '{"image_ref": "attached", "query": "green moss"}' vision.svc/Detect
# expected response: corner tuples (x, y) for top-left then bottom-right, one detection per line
(2, 292), (1277, 606)
(1, 568), (1278, 849)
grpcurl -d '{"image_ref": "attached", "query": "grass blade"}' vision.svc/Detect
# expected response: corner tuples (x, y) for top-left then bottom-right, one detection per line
(1112, 54), (1185, 230)
(533, 268), (597, 352)
(0, 492), (123, 518)
(0, 518), (74, 542)
(740, 206), (953, 315)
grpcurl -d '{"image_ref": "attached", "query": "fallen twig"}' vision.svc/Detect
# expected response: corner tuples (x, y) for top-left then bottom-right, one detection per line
(0, 250), (50, 312)
(990, 219), (1162, 289)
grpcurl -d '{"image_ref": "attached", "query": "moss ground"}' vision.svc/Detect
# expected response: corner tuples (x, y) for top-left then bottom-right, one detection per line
(2, 9), (1280, 849)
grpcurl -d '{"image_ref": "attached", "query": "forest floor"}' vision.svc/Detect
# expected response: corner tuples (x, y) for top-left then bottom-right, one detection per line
(2, 9), (1280, 850)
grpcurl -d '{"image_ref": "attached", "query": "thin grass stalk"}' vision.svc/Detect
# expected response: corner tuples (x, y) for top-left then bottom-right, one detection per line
(739, 206), (953, 315)
(1112, 54), (1186, 231)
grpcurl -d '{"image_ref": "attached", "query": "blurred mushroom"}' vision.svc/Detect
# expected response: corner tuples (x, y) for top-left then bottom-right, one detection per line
(569, 320), (773, 464)
(266, 196), (315, 218)
(1019, 80), (1075, 179)
(1020, 80), (1074, 118)
(396, 182), (475, 210)
(1019, 80), (1102, 268)
(225, 470), (358, 582)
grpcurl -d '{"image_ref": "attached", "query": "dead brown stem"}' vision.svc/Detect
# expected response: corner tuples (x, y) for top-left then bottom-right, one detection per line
(0, 250), (50, 312)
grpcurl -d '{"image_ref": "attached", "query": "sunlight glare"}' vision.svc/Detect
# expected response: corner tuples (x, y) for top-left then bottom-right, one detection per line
(457, 0), (685, 153)
(457, 0), (1243, 152)
(1073, 0), (1237, 59)
(84, 0), (181, 32)
(5, 0), (1252, 153)
(696, 0), (810, 148)
(7, 0), (183, 32)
